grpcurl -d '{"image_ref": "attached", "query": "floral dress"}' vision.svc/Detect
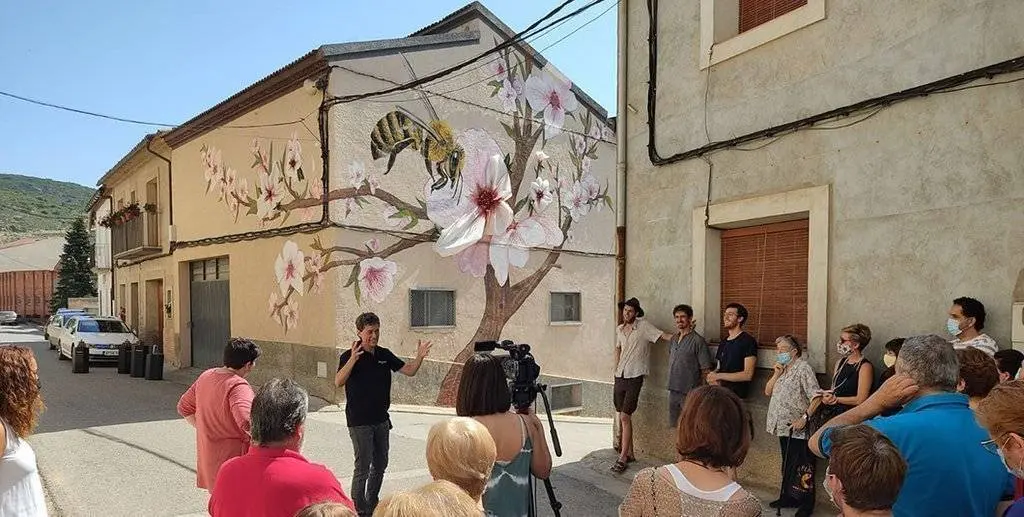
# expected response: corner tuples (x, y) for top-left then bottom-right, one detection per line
(765, 358), (819, 439)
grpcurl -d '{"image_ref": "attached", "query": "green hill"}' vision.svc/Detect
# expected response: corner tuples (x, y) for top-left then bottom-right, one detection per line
(0, 173), (94, 236)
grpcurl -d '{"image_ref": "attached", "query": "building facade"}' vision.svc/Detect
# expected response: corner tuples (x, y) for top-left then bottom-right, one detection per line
(88, 190), (113, 317)
(0, 237), (62, 319)
(621, 0), (1024, 492)
(98, 3), (619, 415)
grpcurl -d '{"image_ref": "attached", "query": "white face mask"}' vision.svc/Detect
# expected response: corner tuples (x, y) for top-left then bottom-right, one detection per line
(822, 467), (840, 509)
(947, 318), (963, 337)
(883, 353), (897, 368)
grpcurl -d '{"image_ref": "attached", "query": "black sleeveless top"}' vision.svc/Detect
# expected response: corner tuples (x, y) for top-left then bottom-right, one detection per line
(832, 358), (871, 403)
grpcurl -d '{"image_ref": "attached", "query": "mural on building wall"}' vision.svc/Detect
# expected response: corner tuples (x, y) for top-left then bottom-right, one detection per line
(199, 47), (614, 403)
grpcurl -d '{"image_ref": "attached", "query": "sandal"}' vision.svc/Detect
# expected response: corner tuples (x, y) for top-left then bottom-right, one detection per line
(626, 455), (636, 463)
(610, 460), (628, 473)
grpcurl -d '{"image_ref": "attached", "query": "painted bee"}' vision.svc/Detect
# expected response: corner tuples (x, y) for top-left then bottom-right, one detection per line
(369, 55), (465, 196)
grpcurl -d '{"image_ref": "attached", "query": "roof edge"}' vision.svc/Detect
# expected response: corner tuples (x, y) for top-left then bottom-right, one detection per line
(96, 132), (166, 187)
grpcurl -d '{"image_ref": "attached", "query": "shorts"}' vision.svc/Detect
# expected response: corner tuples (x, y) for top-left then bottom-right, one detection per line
(613, 375), (644, 414)
(668, 390), (686, 428)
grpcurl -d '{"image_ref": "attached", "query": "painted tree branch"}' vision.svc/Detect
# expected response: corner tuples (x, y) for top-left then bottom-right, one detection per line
(278, 185), (427, 219)
(321, 230), (434, 270)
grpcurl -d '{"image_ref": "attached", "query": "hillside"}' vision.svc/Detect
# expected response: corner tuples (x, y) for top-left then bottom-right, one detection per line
(0, 173), (94, 240)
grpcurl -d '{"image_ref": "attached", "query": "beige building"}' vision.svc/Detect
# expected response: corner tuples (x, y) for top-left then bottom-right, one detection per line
(619, 0), (1024, 494)
(94, 2), (618, 415)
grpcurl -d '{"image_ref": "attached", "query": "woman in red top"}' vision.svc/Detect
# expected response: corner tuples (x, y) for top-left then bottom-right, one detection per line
(177, 337), (260, 490)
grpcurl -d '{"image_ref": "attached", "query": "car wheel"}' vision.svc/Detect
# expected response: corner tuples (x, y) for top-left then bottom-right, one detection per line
(57, 344), (68, 361)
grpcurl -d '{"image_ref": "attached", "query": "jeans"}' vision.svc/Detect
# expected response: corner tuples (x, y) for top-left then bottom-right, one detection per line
(349, 421), (391, 517)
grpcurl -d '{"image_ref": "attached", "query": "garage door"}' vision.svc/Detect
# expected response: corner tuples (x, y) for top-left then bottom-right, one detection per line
(189, 258), (230, 368)
(720, 220), (808, 348)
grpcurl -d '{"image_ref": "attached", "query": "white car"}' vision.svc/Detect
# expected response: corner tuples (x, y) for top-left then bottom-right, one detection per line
(0, 311), (17, 325)
(45, 310), (87, 350)
(57, 316), (139, 362)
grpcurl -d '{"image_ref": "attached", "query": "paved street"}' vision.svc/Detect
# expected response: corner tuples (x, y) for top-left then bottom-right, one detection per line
(3, 324), (824, 516)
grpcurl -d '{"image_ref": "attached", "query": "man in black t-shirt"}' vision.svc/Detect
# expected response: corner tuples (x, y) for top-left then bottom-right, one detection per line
(335, 312), (432, 517)
(707, 302), (758, 398)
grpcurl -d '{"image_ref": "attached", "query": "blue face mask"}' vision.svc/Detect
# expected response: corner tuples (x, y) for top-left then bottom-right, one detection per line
(947, 318), (963, 337)
(777, 352), (793, 365)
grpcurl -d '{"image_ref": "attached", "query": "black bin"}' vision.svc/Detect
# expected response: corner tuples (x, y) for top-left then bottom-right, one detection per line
(72, 342), (90, 374)
(145, 345), (164, 381)
(130, 343), (149, 378)
(117, 342), (132, 374)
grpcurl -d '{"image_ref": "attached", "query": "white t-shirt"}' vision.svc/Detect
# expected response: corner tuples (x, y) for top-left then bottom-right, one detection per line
(1, 416), (47, 516)
(951, 334), (998, 357)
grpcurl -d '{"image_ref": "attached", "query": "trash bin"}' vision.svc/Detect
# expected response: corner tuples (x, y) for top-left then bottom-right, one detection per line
(72, 341), (90, 374)
(117, 341), (132, 374)
(145, 345), (164, 381)
(130, 343), (148, 378)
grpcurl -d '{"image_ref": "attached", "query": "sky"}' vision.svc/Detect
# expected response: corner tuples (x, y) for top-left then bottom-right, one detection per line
(0, 0), (617, 188)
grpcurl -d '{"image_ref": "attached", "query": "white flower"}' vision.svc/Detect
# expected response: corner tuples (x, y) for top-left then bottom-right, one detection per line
(306, 253), (325, 294)
(588, 124), (603, 143)
(348, 161), (366, 189)
(498, 79), (518, 113)
(359, 257), (398, 304)
(570, 134), (587, 155)
(426, 129), (502, 229)
(581, 156), (593, 175)
(489, 58), (508, 79)
(524, 70), (580, 139)
(283, 297), (299, 330)
(203, 148), (224, 195)
(257, 164), (284, 218)
(285, 133), (303, 181)
(535, 150), (550, 163)
(364, 237), (382, 253)
(236, 178), (250, 204)
(489, 217), (546, 286)
(566, 183), (591, 222)
(434, 154), (513, 257)
(308, 177), (324, 201)
(454, 242), (489, 278)
(367, 173), (380, 195)
(530, 177), (553, 213)
(536, 215), (564, 247)
(581, 173), (601, 201)
(274, 240), (305, 297)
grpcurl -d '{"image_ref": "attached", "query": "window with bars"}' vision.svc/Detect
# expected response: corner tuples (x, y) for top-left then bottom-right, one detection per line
(190, 257), (230, 282)
(410, 289), (455, 328)
(720, 220), (809, 348)
(739, 0), (808, 33)
(550, 292), (582, 323)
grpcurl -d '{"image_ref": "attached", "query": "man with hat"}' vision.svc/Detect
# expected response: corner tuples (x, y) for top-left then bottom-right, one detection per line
(611, 297), (672, 473)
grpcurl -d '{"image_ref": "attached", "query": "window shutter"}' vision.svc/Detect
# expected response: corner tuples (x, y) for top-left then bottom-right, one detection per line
(738, 0), (808, 33)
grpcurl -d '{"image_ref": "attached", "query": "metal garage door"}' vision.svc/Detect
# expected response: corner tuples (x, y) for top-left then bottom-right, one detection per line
(189, 258), (230, 368)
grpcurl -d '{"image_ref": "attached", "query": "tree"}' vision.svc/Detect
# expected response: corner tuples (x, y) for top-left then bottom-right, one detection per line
(50, 217), (96, 312)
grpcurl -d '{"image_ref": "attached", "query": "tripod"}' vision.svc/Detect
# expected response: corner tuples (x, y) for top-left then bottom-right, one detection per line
(519, 384), (563, 517)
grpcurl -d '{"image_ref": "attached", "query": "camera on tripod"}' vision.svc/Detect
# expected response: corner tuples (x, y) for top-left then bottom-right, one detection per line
(474, 339), (542, 412)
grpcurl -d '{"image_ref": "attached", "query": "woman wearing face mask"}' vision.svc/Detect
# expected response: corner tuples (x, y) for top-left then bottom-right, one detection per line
(764, 335), (821, 517)
(808, 324), (874, 435)
(975, 380), (1024, 516)
(0, 345), (47, 517)
(822, 424), (906, 517)
(878, 338), (904, 385)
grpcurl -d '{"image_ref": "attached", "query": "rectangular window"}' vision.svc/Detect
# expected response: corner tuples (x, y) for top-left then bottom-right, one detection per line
(410, 289), (455, 328)
(190, 258), (229, 282)
(550, 292), (582, 323)
(739, 0), (807, 33)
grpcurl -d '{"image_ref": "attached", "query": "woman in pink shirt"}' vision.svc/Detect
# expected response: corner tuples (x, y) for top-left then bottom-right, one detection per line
(177, 337), (260, 490)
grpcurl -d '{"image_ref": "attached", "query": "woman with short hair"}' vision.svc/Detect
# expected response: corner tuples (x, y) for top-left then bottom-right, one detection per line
(456, 353), (551, 517)
(824, 424), (906, 516)
(977, 381), (1024, 517)
(0, 345), (47, 517)
(374, 479), (482, 517)
(619, 385), (762, 516)
(426, 417), (497, 505)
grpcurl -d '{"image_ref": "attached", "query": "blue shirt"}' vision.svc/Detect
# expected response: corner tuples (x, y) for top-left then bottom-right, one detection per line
(819, 392), (1013, 517)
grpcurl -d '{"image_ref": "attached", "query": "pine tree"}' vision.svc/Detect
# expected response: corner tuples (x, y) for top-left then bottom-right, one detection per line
(50, 217), (96, 312)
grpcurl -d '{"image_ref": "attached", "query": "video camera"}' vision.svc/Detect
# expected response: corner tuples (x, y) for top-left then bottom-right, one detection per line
(474, 339), (542, 412)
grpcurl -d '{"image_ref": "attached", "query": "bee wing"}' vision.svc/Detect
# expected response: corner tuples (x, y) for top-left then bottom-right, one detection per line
(396, 106), (441, 141)
(399, 52), (441, 123)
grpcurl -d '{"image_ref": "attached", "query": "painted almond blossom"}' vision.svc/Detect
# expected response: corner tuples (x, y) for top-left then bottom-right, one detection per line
(565, 183), (591, 222)
(219, 168), (237, 203)
(274, 240), (305, 297)
(498, 79), (519, 113)
(306, 252), (325, 294)
(348, 161), (366, 189)
(489, 217), (546, 285)
(359, 257), (398, 304)
(434, 154), (513, 257)
(364, 237), (382, 253)
(308, 174), (323, 200)
(283, 297), (299, 330)
(530, 177), (553, 213)
(284, 134), (303, 181)
(257, 164), (284, 218)
(524, 70), (579, 139)
(454, 242), (490, 278)
(367, 173), (380, 195)
(489, 58), (508, 80)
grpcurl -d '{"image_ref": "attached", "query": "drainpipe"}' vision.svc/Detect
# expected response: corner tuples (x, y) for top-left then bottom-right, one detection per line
(145, 135), (173, 231)
(615, 0), (628, 311)
(103, 194), (115, 317)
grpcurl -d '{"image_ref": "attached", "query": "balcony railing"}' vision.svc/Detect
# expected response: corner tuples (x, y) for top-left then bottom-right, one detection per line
(112, 213), (161, 259)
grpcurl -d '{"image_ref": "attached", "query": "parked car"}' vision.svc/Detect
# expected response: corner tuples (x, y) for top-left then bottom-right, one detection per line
(0, 311), (17, 325)
(45, 310), (87, 349)
(57, 316), (138, 363)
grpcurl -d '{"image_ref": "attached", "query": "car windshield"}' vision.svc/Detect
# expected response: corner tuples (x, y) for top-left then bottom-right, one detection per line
(77, 320), (129, 333)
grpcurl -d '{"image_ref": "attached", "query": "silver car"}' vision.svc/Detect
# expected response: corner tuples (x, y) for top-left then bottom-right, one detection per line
(0, 311), (17, 325)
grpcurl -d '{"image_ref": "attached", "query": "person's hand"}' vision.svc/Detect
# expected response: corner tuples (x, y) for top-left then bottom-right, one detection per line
(706, 372), (720, 385)
(822, 392), (838, 405)
(772, 363), (785, 376)
(349, 340), (364, 361)
(865, 373), (919, 413)
(790, 415), (807, 431)
(416, 340), (432, 359)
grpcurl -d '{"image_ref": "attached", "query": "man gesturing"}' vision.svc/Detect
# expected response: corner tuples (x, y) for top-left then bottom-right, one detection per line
(335, 312), (432, 517)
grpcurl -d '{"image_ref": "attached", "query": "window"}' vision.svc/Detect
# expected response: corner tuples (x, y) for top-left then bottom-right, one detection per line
(550, 292), (582, 323)
(739, 0), (806, 33)
(410, 289), (455, 327)
(699, 0), (825, 68)
(78, 319), (129, 333)
(190, 257), (229, 282)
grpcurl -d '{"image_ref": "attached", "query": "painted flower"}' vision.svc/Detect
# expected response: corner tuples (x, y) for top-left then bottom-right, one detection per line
(283, 297), (299, 330)
(434, 154), (513, 257)
(236, 178), (250, 205)
(203, 147), (224, 195)
(268, 292), (282, 325)
(274, 240), (305, 297)
(588, 124), (603, 143)
(338, 198), (357, 220)
(348, 161), (366, 189)
(581, 155), (593, 175)
(536, 215), (564, 247)
(530, 177), (553, 213)
(524, 70), (580, 139)
(498, 79), (519, 113)
(603, 126), (616, 143)
(285, 133), (303, 181)
(489, 217), (547, 286)
(570, 134), (587, 155)
(566, 183), (591, 222)
(535, 150), (550, 163)
(359, 257), (398, 304)
(250, 138), (261, 156)
(364, 237), (382, 253)
(306, 252), (325, 294)
(257, 164), (284, 218)
(382, 205), (407, 228)
(489, 58), (508, 80)
(308, 177), (324, 201)
(367, 173), (380, 195)
(300, 207), (319, 223)
(581, 173), (600, 200)
(219, 167), (237, 203)
(454, 242), (489, 278)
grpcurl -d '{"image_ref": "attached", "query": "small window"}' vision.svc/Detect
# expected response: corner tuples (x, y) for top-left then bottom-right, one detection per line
(550, 292), (582, 323)
(410, 289), (455, 327)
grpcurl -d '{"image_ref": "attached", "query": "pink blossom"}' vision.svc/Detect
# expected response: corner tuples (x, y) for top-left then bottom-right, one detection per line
(581, 173), (601, 201)
(236, 179), (250, 205)
(364, 237), (382, 253)
(367, 173), (380, 195)
(257, 164), (284, 218)
(274, 240), (305, 296)
(489, 217), (546, 286)
(454, 242), (489, 278)
(359, 257), (398, 304)
(348, 161), (366, 189)
(588, 124), (603, 143)
(434, 154), (513, 257)
(427, 129), (502, 228)
(306, 253), (325, 294)
(308, 177), (324, 201)
(524, 70), (580, 139)
(565, 183), (591, 222)
(530, 177), (553, 213)
(284, 133), (303, 181)
(498, 79), (518, 113)
(283, 297), (299, 330)
(489, 58), (508, 79)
